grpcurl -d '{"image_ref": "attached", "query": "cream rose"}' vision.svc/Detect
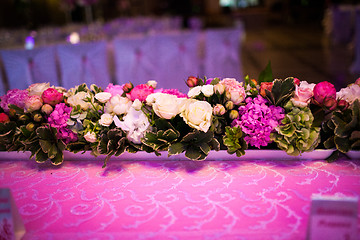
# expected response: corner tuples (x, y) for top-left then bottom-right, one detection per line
(84, 132), (97, 143)
(28, 82), (50, 96)
(105, 95), (132, 115)
(201, 85), (214, 97)
(187, 86), (202, 98)
(99, 113), (113, 127)
(180, 99), (212, 132)
(291, 81), (315, 107)
(337, 84), (360, 104)
(67, 91), (91, 110)
(146, 92), (183, 119)
(95, 92), (112, 103)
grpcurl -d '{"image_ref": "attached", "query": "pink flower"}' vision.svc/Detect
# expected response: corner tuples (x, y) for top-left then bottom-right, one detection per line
(186, 76), (199, 88)
(355, 78), (360, 86)
(259, 82), (273, 97)
(41, 88), (63, 106)
(0, 113), (10, 123)
(291, 81), (315, 107)
(156, 88), (188, 98)
(128, 84), (154, 102)
(104, 83), (124, 97)
(0, 89), (28, 113)
(220, 78), (246, 105)
(313, 81), (336, 105)
(25, 95), (43, 112)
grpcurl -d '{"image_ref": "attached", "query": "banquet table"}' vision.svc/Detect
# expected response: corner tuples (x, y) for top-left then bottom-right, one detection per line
(0, 151), (359, 240)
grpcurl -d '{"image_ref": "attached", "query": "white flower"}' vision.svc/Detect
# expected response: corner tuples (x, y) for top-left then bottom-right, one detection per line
(99, 113), (113, 127)
(132, 99), (142, 110)
(84, 132), (97, 143)
(67, 91), (91, 110)
(147, 80), (157, 88)
(146, 92), (183, 119)
(95, 92), (112, 103)
(187, 86), (202, 98)
(180, 99), (213, 132)
(337, 84), (360, 104)
(105, 95), (132, 115)
(114, 107), (150, 144)
(201, 85), (214, 97)
(27, 82), (50, 96)
(291, 81), (316, 108)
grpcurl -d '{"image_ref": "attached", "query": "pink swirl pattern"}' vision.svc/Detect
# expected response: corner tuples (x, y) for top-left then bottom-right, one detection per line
(0, 154), (359, 239)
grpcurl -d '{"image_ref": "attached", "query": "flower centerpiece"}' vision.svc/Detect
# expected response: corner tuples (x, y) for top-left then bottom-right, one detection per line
(0, 63), (359, 167)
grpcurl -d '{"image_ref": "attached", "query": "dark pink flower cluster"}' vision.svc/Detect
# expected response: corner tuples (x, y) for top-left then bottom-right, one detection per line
(128, 84), (154, 102)
(47, 103), (77, 144)
(158, 88), (188, 98)
(231, 96), (285, 148)
(0, 89), (29, 113)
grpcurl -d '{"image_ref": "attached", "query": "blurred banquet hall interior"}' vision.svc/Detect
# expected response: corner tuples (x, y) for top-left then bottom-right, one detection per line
(0, 0), (359, 94)
(1, 1), (360, 240)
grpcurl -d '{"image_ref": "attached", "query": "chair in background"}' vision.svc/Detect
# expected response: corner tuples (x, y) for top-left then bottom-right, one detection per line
(203, 27), (244, 81)
(0, 46), (59, 90)
(151, 31), (202, 93)
(112, 35), (158, 86)
(330, 5), (355, 45)
(56, 41), (111, 89)
(351, 9), (360, 74)
(0, 60), (6, 95)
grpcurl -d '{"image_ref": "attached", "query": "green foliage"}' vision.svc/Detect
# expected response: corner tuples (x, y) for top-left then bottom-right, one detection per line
(168, 130), (220, 160)
(258, 61), (273, 83)
(322, 99), (360, 153)
(271, 101), (321, 156)
(223, 126), (248, 157)
(264, 77), (295, 107)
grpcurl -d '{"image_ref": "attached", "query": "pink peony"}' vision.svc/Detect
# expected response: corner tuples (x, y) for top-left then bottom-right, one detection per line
(355, 78), (360, 86)
(25, 95), (43, 112)
(104, 83), (124, 97)
(0, 113), (10, 123)
(42, 88), (63, 106)
(156, 88), (188, 98)
(313, 81), (336, 105)
(128, 84), (154, 102)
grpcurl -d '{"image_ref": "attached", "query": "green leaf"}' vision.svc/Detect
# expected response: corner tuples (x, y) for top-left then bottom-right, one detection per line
(51, 152), (64, 165)
(199, 142), (210, 155)
(168, 142), (185, 155)
(185, 147), (202, 160)
(35, 150), (48, 163)
(334, 136), (350, 153)
(258, 61), (273, 83)
(39, 140), (52, 153)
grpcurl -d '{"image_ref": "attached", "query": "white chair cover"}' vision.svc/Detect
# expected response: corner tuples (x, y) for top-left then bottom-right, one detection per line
(351, 10), (360, 73)
(151, 31), (202, 93)
(204, 28), (244, 81)
(57, 41), (111, 89)
(0, 46), (59, 90)
(112, 35), (158, 86)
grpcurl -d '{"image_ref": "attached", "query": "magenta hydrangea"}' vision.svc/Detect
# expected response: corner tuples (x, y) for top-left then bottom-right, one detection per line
(231, 96), (285, 148)
(0, 89), (29, 113)
(47, 103), (77, 144)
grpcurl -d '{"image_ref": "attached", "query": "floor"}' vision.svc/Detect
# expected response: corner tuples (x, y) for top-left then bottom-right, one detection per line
(240, 20), (358, 90)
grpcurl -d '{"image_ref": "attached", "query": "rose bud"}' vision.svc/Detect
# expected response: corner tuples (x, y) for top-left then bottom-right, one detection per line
(41, 104), (53, 115)
(250, 79), (258, 86)
(33, 113), (43, 122)
(293, 78), (301, 86)
(214, 83), (225, 95)
(225, 101), (234, 110)
(8, 109), (16, 118)
(355, 78), (360, 86)
(313, 81), (336, 105)
(147, 80), (157, 89)
(229, 110), (239, 120)
(0, 113), (10, 123)
(123, 82), (133, 93)
(213, 104), (226, 116)
(337, 99), (349, 111)
(323, 97), (337, 111)
(19, 114), (29, 121)
(259, 82), (273, 97)
(186, 76), (199, 88)
(26, 123), (35, 132)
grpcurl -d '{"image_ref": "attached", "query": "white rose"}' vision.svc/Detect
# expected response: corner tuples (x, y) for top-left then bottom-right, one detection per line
(201, 85), (214, 97)
(99, 113), (113, 127)
(132, 99), (142, 110)
(337, 84), (360, 104)
(146, 92), (182, 119)
(84, 132), (97, 143)
(95, 92), (112, 103)
(28, 82), (50, 96)
(105, 95), (132, 115)
(180, 99), (213, 132)
(147, 80), (157, 88)
(67, 92), (91, 110)
(187, 86), (202, 98)
(114, 108), (150, 144)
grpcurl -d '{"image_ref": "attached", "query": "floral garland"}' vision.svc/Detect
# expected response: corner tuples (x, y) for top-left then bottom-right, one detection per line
(0, 64), (359, 167)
